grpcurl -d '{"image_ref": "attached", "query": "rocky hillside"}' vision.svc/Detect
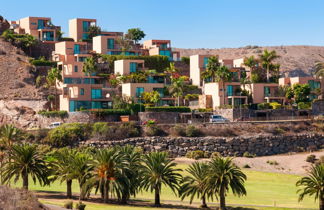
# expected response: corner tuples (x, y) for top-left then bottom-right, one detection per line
(175, 45), (324, 77)
(0, 38), (44, 100)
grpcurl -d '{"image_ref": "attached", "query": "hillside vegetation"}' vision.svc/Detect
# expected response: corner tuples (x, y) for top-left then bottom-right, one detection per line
(175, 45), (324, 77)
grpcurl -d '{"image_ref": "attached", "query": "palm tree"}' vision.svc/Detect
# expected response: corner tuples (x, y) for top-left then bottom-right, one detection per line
(117, 145), (142, 204)
(0, 124), (22, 149)
(140, 151), (182, 207)
(314, 62), (324, 99)
(45, 67), (62, 110)
(259, 50), (280, 82)
(89, 148), (124, 203)
(180, 162), (213, 208)
(83, 54), (98, 110)
(243, 56), (258, 72)
(296, 164), (324, 210)
(206, 156), (247, 210)
(50, 148), (78, 198)
(168, 76), (187, 106)
(215, 66), (232, 105)
(2, 144), (49, 190)
(204, 56), (221, 82)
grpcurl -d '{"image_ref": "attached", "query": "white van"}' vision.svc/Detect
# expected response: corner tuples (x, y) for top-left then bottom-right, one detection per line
(47, 122), (62, 129)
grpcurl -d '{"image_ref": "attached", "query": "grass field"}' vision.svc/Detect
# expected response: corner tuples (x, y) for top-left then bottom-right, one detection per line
(12, 164), (318, 210)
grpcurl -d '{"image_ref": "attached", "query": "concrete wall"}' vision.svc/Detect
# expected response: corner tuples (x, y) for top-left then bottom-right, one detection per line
(139, 112), (180, 124)
(114, 60), (145, 75)
(81, 134), (324, 157)
(312, 100), (324, 115)
(69, 18), (96, 42)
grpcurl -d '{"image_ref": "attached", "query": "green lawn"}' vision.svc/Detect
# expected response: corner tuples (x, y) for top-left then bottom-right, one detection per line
(11, 164), (317, 210)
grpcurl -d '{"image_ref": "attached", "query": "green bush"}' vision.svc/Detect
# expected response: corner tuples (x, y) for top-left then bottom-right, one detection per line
(38, 110), (68, 118)
(197, 108), (213, 112)
(87, 109), (131, 116)
(63, 201), (73, 209)
(257, 103), (271, 110)
(266, 160), (279, 165)
(185, 125), (201, 137)
(30, 58), (57, 67)
(306, 154), (317, 163)
(186, 150), (209, 160)
(144, 124), (163, 136)
(210, 152), (221, 159)
(75, 202), (86, 210)
(171, 125), (186, 136)
(45, 123), (90, 147)
(145, 106), (191, 112)
(297, 102), (311, 110)
(92, 122), (140, 140)
(101, 55), (170, 72)
(92, 122), (109, 140)
(269, 102), (282, 109)
(243, 152), (256, 158)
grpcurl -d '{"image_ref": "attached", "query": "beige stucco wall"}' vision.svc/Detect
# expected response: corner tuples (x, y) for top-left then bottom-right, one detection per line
(122, 83), (164, 99)
(69, 18), (96, 42)
(247, 83), (279, 104)
(114, 60), (145, 75)
(233, 58), (244, 68)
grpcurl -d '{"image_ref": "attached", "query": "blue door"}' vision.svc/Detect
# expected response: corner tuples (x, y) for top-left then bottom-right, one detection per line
(69, 101), (76, 112)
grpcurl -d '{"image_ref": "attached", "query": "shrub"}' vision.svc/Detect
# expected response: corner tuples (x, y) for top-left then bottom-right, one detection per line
(171, 125), (186, 136)
(197, 108), (213, 112)
(306, 154), (317, 163)
(88, 109), (131, 116)
(243, 152), (255, 158)
(266, 160), (279, 165)
(63, 201), (73, 209)
(45, 123), (90, 147)
(186, 150), (209, 160)
(92, 122), (140, 140)
(118, 122), (140, 138)
(257, 103), (271, 110)
(30, 58), (57, 67)
(38, 110), (68, 118)
(181, 56), (190, 65)
(145, 106), (191, 112)
(185, 125), (201, 137)
(210, 152), (221, 159)
(317, 156), (324, 164)
(92, 122), (110, 140)
(298, 102), (311, 110)
(269, 102), (282, 109)
(144, 124), (164, 136)
(75, 202), (86, 210)
(243, 164), (251, 168)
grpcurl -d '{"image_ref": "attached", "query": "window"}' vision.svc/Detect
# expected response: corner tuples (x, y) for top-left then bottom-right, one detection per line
(203, 57), (209, 68)
(136, 87), (144, 97)
(160, 50), (171, 57)
(107, 39), (115, 49)
(78, 57), (86, 62)
(74, 44), (80, 54)
(42, 31), (54, 41)
(130, 62), (137, 73)
(82, 33), (89, 40)
(264, 86), (271, 97)
(308, 80), (321, 90)
(91, 101), (101, 109)
(153, 88), (165, 97)
(227, 85), (233, 96)
(80, 88), (84, 95)
(82, 21), (89, 32)
(91, 89), (102, 99)
(37, 19), (44, 29)
(160, 43), (168, 49)
(74, 65), (78, 72)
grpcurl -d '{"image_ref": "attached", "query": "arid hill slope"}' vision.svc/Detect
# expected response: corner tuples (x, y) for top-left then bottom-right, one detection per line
(0, 38), (41, 99)
(175, 45), (324, 77)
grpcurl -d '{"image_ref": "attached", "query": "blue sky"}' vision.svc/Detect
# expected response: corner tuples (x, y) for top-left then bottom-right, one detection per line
(1, 0), (324, 48)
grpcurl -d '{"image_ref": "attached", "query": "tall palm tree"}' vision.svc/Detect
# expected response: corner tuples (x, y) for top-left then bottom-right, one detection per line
(314, 62), (324, 99)
(2, 144), (49, 190)
(204, 56), (221, 82)
(296, 164), (324, 210)
(206, 156), (247, 210)
(140, 151), (182, 207)
(168, 76), (187, 106)
(45, 67), (62, 110)
(117, 145), (142, 204)
(259, 50), (280, 82)
(89, 148), (124, 203)
(50, 148), (78, 198)
(180, 162), (213, 208)
(215, 66), (232, 105)
(243, 56), (258, 72)
(83, 54), (99, 110)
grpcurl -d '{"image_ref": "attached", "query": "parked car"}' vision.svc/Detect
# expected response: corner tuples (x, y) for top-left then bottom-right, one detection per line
(47, 122), (62, 129)
(209, 115), (230, 123)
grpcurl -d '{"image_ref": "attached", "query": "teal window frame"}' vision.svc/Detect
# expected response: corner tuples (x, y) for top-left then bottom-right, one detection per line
(107, 39), (115, 49)
(264, 86), (271, 97)
(91, 89), (102, 99)
(80, 88), (84, 95)
(74, 65), (78, 72)
(227, 85), (233, 96)
(130, 62), (137, 73)
(203, 57), (209, 68)
(37, 19), (44, 29)
(136, 87), (144, 97)
(74, 44), (80, 54)
(82, 21), (89, 32)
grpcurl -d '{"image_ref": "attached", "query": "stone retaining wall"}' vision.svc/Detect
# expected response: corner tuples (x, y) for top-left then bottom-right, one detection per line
(81, 133), (324, 157)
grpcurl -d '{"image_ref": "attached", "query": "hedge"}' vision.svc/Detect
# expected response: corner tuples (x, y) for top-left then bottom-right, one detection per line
(298, 102), (311, 110)
(87, 109), (131, 117)
(145, 106), (191, 112)
(101, 55), (170, 72)
(38, 110), (68, 118)
(30, 59), (57, 67)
